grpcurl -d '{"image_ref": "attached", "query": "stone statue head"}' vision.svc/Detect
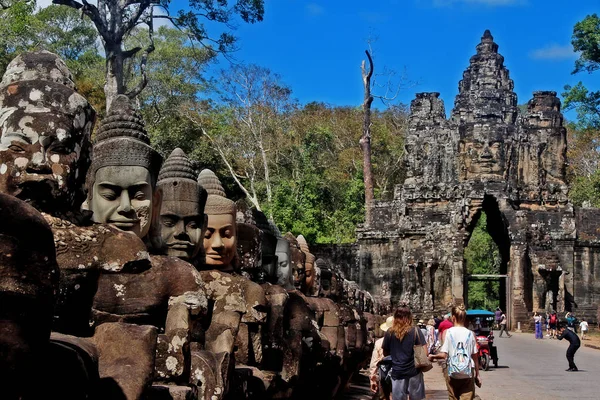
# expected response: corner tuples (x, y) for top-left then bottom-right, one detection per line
(275, 237), (294, 290)
(156, 148), (207, 261)
(459, 125), (506, 180)
(0, 51), (95, 214)
(87, 95), (162, 240)
(236, 221), (262, 276)
(284, 232), (305, 290)
(297, 234), (316, 294)
(252, 208), (279, 281)
(198, 169), (237, 272)
(316, 259), (332, 298)
(0, 193), (59, 390)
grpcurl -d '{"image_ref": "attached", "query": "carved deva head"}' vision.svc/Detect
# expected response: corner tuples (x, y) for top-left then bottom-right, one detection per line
(156, 148), (207, 261)
(0, 51), (95, 213)
(0, 193), (59, 393)
(198, 169), (237, 272)
(275, 236), (294, 290)
(284, 232), (305, 290)
(87, 95), (162, 239)
(296, 234), (316, 295)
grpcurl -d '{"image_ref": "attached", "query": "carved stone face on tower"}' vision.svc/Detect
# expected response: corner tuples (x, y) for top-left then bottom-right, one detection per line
(198, 169), (237, 271)
(87, 95), (162, 240)
(460, 127), (505, 180)
(0, 51), (95, 213)
(0, 193), (59, 390)
(157, 148), (207, 261)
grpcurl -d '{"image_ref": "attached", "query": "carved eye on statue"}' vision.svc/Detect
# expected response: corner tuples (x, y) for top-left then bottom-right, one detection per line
(8, 143), (25, 153)
(187, 220), (198, 229)
(49, 143), (73, 155)
(161, 216), (177, 227)
(99, 188), (119, 201)
(133, 190), (146, 201)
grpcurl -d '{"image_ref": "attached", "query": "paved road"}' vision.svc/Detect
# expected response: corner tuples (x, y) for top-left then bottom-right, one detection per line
(344, 332), (600, 399)
(474, 332), (600, 399)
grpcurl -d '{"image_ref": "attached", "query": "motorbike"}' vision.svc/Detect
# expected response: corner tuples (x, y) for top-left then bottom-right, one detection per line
(475, 330), (498, 370)
(466, 309), (499, 370)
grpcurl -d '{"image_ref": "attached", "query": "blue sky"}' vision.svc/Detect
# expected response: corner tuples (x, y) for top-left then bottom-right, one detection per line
(206, 0), (599, 116)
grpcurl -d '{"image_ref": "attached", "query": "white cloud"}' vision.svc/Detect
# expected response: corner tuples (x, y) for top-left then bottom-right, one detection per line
(306, 3), (325, 16)
(530, 44), (577, 61)
(432, 0), (525, 6)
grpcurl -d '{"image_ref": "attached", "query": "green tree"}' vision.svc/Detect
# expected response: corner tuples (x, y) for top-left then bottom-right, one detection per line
(52, 0), (264, 108)
(0, 0), (38, 71)
(465, 212), (501, 310)
(563, 14), (600, 129)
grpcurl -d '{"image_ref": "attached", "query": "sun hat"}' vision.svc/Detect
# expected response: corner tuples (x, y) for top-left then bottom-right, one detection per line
(418, 319), (424, 324)
(380, 316), (394, 332)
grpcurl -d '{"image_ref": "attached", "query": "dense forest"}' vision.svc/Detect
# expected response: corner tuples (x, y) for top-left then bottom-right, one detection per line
(1, 2), (599, 252)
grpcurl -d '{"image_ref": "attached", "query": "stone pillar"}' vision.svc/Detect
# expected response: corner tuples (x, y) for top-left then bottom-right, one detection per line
(509, 244), (527, 329)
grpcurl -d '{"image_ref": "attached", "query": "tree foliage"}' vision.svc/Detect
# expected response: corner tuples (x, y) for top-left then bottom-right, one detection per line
(563, 14), (600, 207)
(51, 0), (264, 106)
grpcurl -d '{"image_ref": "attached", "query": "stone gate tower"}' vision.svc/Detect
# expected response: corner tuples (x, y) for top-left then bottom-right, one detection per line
(357, 31), (600, 326)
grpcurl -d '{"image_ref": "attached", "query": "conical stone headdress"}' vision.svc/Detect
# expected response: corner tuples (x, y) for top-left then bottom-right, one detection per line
(88, 95), (162, 193)
(197, 169), (235, 216)
(158, 148), (206, 205)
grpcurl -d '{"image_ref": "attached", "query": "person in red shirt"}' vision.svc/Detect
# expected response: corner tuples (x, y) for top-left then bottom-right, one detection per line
(438, 314), (454, 341)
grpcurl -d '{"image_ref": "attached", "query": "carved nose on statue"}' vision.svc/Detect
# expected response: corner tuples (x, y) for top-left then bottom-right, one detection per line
(26, 154), (52, 174)
(212, 234), (224, 249)
(117, 191), (132, 214)
(174, 222), (189, 240)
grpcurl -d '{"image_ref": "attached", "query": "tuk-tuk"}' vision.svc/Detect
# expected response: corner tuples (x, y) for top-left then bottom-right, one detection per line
(466, 309), (499, 370)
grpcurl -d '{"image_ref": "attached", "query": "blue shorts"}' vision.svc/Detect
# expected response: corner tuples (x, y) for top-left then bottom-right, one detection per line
(391, 372), (425, 400)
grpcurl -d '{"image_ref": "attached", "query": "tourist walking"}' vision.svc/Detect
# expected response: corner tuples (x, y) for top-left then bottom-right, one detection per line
(566, 312), (576, 332)
(382, 305), (427, 400)
(426, 319), (436, 354)
(579, 318), (589, 340)
(498, 311), (511, 338)
(549, 311), (558, 338)
(558, 324), (581, 371)
(439, 313), (454, 339)
(370, 316), (393, 399)
(534, 312), (543, 339)
(494, 307), (502, 330)
(429, 304), (481, 400)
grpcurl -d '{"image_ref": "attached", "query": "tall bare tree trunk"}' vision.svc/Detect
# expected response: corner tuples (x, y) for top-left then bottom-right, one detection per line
(360, 50), (375, 226)
(104, 42), (125, 110)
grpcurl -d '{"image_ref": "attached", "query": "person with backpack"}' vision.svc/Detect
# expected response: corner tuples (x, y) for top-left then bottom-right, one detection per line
(370, 316), (393, 399)
(429, 304), (481, 400)
(382, 305), (427, 400)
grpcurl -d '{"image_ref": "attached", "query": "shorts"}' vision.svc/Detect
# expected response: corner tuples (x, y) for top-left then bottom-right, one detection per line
(549, 323), (557, 329)
(391, 372), (425, 400)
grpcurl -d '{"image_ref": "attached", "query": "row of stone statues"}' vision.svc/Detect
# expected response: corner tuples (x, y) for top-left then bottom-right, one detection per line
(0, 51), (382, 400)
